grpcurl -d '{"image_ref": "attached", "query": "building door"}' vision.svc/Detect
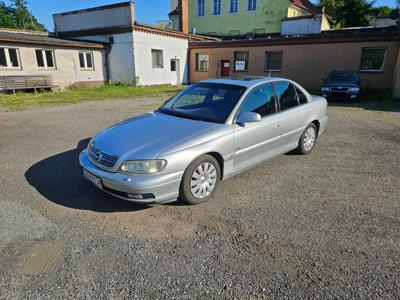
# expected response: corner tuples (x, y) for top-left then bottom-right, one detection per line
(221, 60), (230, 77)
(171, 59), (181, 85)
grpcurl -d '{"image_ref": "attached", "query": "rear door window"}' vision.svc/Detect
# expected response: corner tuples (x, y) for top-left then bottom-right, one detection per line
(296, 87), (308, 105)
(274, 82), (299, 111)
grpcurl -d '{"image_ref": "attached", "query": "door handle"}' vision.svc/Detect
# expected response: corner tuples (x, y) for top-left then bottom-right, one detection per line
(274, 123), (280, 128)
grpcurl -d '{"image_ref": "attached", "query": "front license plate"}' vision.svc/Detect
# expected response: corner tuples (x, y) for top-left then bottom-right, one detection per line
(82, 168), (102, 188)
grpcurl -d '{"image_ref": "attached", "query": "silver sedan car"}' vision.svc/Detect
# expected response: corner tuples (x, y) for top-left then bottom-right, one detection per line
(80, 77), (328, 205)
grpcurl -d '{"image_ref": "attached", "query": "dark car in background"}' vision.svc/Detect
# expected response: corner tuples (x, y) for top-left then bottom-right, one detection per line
(321, 71), (361, 102)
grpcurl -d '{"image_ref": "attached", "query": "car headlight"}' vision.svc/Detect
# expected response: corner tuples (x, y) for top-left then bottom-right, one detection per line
(119, 160), (167, 174)
(321, 87), (330, 92)
(349, 87), (360, 93)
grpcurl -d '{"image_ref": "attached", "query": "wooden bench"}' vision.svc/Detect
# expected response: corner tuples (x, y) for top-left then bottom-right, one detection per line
(0, 75), (53, 93)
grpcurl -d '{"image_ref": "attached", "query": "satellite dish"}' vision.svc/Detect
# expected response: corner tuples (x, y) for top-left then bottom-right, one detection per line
(389, 9), (400, 20)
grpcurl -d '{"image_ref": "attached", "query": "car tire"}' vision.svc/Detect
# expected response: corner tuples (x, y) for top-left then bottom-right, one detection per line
(179, 155), (221, 205)
(296, 123), (318, 155)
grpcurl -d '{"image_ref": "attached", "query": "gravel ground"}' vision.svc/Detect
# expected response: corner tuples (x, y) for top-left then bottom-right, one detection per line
(0, 98), (399, 299)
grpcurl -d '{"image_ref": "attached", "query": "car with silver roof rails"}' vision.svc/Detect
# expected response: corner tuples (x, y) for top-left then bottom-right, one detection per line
(80, 76), (328, 205)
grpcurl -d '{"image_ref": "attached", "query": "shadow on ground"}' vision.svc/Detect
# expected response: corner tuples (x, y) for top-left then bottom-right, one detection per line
(25, 138), (151, 213)
(328, 102), (400, 113)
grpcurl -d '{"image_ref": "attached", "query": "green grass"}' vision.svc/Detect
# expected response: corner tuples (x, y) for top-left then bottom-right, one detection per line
(0, 84), (185, 110)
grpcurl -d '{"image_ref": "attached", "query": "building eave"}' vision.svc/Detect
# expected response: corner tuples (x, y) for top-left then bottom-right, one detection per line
(57, 23), (219, 41)
(189, 30), (399, 49)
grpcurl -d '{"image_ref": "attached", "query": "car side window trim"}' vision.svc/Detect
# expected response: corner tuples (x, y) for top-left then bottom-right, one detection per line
(294, 86), (309, 106)
(272, 81), (301, 113)
(235, 83), (280, 121)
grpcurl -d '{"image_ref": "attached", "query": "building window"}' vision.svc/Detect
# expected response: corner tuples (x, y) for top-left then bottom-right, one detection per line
(35, 49), (55, 69)
(234, 51), (249, 71)
(212, 0), (221, 15)
(0, 48), (20, 69)
(247, 0), (257, 11)
(359, 48), (387, 72)
(171, 60), (177, 71)
(151, 49), (164, 68)
(196, 53), (209, 71)
(229, 0), (239, 13)
(0, 49), (7, 67)
(79, 52), (94, 70)
(265, 51), (283, 71)
(197, 0), (205, 16)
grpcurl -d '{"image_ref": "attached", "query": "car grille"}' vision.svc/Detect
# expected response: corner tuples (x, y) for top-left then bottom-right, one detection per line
(330, 87), (350, 92)
(88, 143), (119, 168)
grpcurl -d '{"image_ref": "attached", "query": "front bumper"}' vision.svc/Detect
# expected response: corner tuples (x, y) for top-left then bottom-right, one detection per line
(79, 151), (183, 204)
(321, 91), (359, 101)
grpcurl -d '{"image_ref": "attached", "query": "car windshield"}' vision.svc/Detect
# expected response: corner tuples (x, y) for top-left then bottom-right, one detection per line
(159, 83), (247, 124)
(328, 72), (358, 83)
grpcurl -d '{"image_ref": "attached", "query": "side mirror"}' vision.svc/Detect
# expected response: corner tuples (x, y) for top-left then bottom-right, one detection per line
(236, 112), (262, 124)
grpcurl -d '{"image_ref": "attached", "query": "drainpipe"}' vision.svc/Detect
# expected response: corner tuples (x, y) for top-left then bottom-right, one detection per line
(187, 46), (190, 84)
(104, 44), (112, 83)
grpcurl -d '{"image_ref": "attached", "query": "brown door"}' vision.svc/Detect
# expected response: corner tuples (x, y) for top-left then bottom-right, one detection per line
(221, 60), (230, 77)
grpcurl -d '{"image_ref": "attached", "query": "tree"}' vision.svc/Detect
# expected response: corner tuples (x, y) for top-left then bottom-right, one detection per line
(0, 0), (45, 31)
(371, 6), (392, 18)
(0, 1), (16, 28)
(319, 0), (395, 28)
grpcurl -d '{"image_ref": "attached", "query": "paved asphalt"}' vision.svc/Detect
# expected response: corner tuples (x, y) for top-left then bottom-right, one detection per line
(0, 98), (399, 299)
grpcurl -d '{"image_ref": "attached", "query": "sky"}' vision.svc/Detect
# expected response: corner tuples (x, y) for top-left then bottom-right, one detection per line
(2, 0), (398, 31)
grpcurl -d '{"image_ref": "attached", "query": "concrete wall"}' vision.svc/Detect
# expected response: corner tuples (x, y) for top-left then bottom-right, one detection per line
(190, 41), (399, 90)
(53, 3), (135, 32)
(0, 42), (105, 89)
(188, 0), (292, 35)
(369, 18), (397, 27)
(281, 15), (327, 35)
(75, 33), (136, 84)
(133, 31), (188, 85)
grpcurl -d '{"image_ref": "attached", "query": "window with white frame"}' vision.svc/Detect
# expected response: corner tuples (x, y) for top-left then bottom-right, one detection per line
(359, 47), (387, 72)
(212, 0), (221, 15)
(230, 0), (239, 13)
(195, 53), (209, 71)
(234, 51), (249, 71)
(247, 0), (257, 11)
(0, 48), (21, 68)
(151, 49), (164, 68)
(35, 49), (55, 69)
(197, 0), (205, 16)
(79, 51), (94, 69)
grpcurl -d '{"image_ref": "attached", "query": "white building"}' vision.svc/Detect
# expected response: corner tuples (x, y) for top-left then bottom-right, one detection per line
(53, 1), (212, 86)
(0, 28), (106, 90)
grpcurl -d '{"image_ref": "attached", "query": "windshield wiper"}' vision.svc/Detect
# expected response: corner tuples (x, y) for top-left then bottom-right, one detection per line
(157, 108), (205, 122)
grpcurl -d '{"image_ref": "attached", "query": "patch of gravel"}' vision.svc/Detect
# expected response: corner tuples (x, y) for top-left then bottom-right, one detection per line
(0, 201), (58, 252)
(0, 99), (399, 298)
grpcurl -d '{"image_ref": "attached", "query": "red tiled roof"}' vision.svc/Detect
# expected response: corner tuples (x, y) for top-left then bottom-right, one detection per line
(291, 0), (323, 15)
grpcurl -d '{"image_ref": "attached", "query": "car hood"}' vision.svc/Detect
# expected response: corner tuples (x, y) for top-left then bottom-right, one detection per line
(92, 111), (220, 159)
(324, 82), (359, 88)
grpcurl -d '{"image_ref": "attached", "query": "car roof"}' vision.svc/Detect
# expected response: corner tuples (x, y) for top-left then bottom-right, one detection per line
(200, 76), (288, 88)
(330, 71), (358, 74)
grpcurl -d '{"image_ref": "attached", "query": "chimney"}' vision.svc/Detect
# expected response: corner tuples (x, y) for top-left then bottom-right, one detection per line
(179, 0), (189, 34)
